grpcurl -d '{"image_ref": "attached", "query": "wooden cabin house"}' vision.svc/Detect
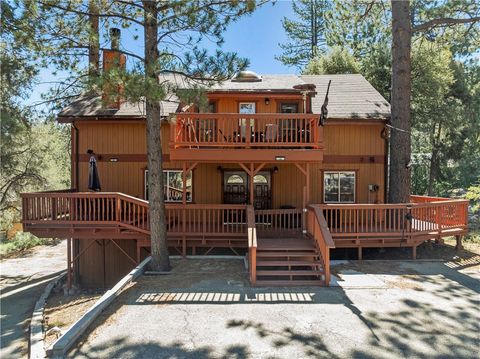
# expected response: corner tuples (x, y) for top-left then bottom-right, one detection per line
(21, 39), (469, 288)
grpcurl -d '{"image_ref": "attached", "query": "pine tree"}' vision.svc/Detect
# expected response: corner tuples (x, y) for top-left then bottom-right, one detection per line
(277, 0), (330, 69)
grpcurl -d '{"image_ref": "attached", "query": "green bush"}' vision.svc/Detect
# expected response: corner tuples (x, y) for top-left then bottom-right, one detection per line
(466, 185), (480, 213)
(0, 232), (56, 258)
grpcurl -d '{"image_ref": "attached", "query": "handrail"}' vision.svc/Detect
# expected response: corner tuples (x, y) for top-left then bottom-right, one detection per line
(307, 205), (335, 286)
(247, 205), (257, 285)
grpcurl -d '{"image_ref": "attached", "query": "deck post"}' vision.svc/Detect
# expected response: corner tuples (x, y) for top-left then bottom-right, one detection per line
(67, 238), (72, 290)
(455, 235), (463, 251)
(412, 245), (417, 260)
(306, 163), (310, 205)
(358, 247), (363, 260)
(182, 162), (187, 205)
(249, 163), (254, 205)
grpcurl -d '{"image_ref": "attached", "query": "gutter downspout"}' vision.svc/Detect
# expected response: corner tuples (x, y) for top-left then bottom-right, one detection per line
(72, 122), (79, 190)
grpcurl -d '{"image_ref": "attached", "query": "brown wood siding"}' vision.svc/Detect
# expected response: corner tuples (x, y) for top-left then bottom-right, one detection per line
(74, 119), (385, 204)
(213, 96), (304, 113)
(77, 239), (136, 288)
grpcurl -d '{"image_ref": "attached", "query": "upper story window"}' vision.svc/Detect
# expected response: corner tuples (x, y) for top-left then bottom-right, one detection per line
(280, 103), (299, 113)
(208, 101), (217, 113)
(144, 169), (192, 202)
(324, 171), (355, 203)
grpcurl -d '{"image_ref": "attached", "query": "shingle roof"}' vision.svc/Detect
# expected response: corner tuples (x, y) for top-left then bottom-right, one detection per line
(301, 74), (390, 120)
(57, 93), (179, 120)
(57, 73), (390, 121)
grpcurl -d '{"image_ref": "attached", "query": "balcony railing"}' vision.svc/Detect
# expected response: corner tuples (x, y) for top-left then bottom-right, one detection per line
(170, 113), (322, 149)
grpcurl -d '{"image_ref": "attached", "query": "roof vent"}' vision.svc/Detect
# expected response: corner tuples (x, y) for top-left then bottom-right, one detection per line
(232, 70), (262, 82)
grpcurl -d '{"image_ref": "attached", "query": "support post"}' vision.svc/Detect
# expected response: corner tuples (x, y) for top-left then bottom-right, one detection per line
(249, 163), (254, 206)
(182, 162), (187, 205)
(306, 163), (310, 205)
(455, 235), (463, 251)
(67, 238), (72, 290)
(358, 247), (363, 260)
(412, 245), (417, 260)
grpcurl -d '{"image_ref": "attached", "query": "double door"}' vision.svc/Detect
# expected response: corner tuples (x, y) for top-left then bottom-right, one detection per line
(223, 171), (271, 209)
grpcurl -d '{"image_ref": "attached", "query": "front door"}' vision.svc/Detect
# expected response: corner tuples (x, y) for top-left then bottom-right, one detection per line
(223, 171), (271, 209)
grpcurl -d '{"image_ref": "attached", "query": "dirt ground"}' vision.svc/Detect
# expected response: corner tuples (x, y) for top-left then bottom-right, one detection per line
(69, 258), (479, 359)
(43, 291), (102, 348)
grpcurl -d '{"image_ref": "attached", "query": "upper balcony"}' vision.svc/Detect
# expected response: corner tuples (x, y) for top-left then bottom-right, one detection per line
(169, 113), (324, 163)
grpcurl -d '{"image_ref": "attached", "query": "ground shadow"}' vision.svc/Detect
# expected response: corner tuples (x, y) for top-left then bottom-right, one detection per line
(0, 269), (65, 358)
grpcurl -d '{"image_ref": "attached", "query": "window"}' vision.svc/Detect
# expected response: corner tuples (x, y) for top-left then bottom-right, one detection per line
(280, 103), (299, 113)
(323, 171), (355, 203)
(144, 170), (192, 202)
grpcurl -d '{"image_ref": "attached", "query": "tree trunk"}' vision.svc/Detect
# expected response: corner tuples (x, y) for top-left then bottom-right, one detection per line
(144, 0), (170, 271)
(388, 0), (412, 203)
(88, 0), (99, 77)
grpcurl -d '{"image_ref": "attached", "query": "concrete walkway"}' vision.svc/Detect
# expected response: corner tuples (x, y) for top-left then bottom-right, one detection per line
(70, 258), (479, 359)
(0, 240), (67, 359)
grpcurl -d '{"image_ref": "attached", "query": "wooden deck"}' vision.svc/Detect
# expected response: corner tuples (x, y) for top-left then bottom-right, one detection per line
(21, 191), (469, 287)
(169, 113), (324, 162)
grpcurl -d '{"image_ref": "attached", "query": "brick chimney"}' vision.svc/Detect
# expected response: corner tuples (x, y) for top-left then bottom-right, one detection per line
(102, 28), (126, 109)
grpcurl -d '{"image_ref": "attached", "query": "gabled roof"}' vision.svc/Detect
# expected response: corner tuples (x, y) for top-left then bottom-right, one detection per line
(57, 93), (179, 121)
(301, 74), (390, 120)
(57, 73), (390, 121)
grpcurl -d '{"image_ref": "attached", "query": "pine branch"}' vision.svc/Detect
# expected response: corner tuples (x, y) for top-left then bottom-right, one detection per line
(413, 16), (480, 32)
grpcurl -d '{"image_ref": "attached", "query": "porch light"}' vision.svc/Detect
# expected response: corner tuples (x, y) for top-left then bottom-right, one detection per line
(275, 156), (286, 161)
(109, 158), (119, 162)
(265, 98), (270, 105)
(273, 166), (279, 173)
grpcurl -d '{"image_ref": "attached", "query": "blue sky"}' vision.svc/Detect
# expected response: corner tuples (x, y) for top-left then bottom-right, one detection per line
(29, 1), (295, 106)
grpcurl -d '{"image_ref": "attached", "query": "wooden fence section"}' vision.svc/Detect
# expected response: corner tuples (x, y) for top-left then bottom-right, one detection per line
(171, 113), (322, 149)
(306, 206), (335, 285)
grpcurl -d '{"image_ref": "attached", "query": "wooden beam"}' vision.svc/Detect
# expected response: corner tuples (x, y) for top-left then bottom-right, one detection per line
(238, 162), (251, 175)
(294, 163), (307, 176)
(170, 148), (324, 163)
(252, 163), (266, 176)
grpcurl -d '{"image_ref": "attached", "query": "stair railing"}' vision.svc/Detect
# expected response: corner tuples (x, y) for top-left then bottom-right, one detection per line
(247, 205), (257, 285)
(306, 205), (335, 286)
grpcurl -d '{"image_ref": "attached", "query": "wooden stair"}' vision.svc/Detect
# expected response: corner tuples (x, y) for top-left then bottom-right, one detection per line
(254, 237), (325, 286)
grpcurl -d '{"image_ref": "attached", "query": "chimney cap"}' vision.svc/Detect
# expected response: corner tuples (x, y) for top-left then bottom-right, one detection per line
(110, 28), (121, 50)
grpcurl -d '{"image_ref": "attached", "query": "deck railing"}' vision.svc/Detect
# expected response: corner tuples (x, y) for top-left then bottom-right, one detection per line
(320, 196), (469, 240)
(170, 113), (322, 149)
(21, 191), (150, 234)
(254, 208), (303, 237)
(307, 205), (335, 285)
(164, 204), (247, 237)
(247, 205), (257, 285)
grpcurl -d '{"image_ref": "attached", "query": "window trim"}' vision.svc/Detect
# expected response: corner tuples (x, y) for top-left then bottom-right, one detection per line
(323, 171), (356, 203)
(144, 169), (193, 203)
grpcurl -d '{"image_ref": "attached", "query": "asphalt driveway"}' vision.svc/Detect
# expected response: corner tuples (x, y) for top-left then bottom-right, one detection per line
(0, 240), (66, 359)
(70, 258), (479, 359)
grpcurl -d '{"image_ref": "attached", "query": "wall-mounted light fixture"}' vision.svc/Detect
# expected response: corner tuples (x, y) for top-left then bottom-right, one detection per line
(273, 166), (279, 174)
(217, 166), (223, 172)
(265, 98), (270, 106)
(275, 156), (286, 161)
(109, 158), (119, 162)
